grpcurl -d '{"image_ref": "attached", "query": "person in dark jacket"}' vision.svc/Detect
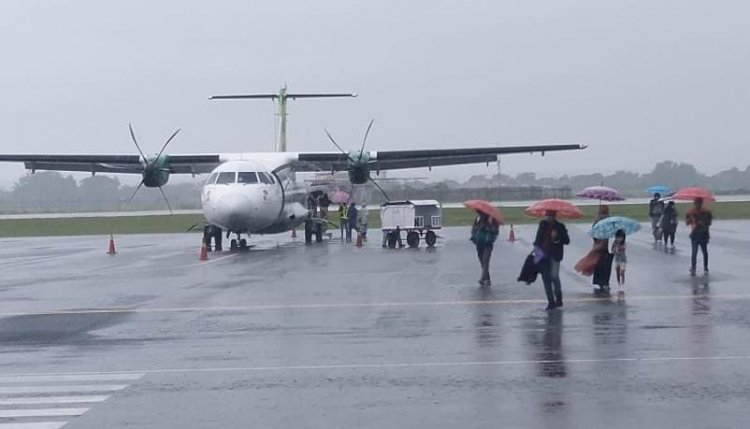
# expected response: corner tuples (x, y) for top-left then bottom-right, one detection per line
(661, 201), (678, 249)
(592, 205), (613, 293)
(686, 198), (713, 275)
(534, 210), (570, 310)
(470, 213), (500, 287)
(347, 202), (358, 243)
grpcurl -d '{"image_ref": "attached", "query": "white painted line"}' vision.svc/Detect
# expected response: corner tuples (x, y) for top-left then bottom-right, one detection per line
(0, 373), (143, 383)
(0, 407), (88, 418)
(0, 395), (109, 405)
(0, 384), (127, 394)
(0, 423), (67, 429)
(1, 355), (750, 380)
(0, 292), (749, 318)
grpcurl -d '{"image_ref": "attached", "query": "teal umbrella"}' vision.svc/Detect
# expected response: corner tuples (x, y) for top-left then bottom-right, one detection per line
(590, 216), (641, 239)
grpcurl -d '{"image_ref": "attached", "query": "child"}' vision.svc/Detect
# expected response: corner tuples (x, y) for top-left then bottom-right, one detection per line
(611, 229), (627, 287)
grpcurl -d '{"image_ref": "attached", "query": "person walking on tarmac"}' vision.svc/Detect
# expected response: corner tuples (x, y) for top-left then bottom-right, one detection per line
(661, 200), (678, 249)
(347, 202), (358, 243)
(338, 203), (348, 240)
(470, 212), (500, 287)
(649, 193), (665, 243)
(358, 203), (369, 240)
(686, 198), (713, 276)
(534, 210), (570, 310)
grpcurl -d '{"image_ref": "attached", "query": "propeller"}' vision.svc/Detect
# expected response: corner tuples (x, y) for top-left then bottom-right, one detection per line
(122, 123), (180, 214)
(323, 119), (389, 203)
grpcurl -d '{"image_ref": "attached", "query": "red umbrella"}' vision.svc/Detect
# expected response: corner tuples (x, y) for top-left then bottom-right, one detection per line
(525, 199), (583, 219)
(672, 187), (716, 203)
(464, 200), (504, 225)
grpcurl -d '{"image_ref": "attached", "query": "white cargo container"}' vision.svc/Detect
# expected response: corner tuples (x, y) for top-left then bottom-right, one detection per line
(380, 200), (441, 248)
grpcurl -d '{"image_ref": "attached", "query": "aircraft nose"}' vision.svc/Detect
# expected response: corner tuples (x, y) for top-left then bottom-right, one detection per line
(215, 193), (255, 228)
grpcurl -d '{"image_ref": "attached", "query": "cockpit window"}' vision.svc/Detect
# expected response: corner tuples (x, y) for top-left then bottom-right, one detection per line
(258, 172), (273, 184)
(238, 172), (259, 184)
(206, 172), (218, 185)
(216, 172), (236, 184)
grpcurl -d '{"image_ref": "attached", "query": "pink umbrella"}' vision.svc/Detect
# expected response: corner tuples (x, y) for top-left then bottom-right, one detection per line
(576, 186), (625, 202)
(525, 199), (584, 219)
(330, 190), (351, 204)
(672, 187), (716, 203)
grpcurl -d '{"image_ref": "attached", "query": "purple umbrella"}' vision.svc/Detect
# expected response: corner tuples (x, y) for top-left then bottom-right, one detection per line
(576, 186), (625, 201)
(331, 190), (352, 204)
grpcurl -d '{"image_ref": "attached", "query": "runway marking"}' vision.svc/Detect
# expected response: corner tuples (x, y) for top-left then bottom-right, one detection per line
(0, 395), (109, 405)
(0, 293), (748, 318)
(1, 355), (750, 379)
(0, 373), (143, 383)
(0, 423), (67, 429)
(0, 409), (88, 418)
(0, 384), (127, 394)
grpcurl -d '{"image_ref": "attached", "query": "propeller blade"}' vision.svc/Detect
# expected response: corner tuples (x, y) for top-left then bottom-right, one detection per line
(128, 123), (147, 162)
(122, 180), (145, 211)
(358, 118), (374, 163)
(324, 129), (348, 155)
(369, 177), (390, 202)
(155, 128), (181, 162)
(157, 186), (173, 215)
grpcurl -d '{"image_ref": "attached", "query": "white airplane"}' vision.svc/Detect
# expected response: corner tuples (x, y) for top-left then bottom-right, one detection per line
(0, 134), (585, 248)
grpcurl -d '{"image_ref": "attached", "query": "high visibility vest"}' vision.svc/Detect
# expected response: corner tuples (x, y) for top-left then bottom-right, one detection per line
(340, 206), (349, 220)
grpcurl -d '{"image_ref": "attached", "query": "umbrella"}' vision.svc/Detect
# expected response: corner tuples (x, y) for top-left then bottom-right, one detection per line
(576, 186), (625, 201)
(672, 187), (716, 203)
(331, 190), (351, 204)
(525, 199), (583, 219)
(590, 216), (641, 239)
(464, 200), (504, 225)
(646, 185), (672, 196)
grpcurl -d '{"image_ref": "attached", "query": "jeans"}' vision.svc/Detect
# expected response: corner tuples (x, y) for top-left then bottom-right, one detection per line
(540, 258), (562, 306)
(691, 240), (709, 271)
(345, 225), (353, 243)
(476, 245), (493, 283)
(340, 220), (347, 239)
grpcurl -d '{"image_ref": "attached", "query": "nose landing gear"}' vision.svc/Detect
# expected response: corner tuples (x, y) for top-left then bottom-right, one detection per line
(229, 232), (250, 252)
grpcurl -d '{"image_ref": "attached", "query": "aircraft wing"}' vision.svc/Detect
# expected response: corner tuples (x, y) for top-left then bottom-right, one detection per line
(295, 143), (586, 172)
(0, 154), (222, 175)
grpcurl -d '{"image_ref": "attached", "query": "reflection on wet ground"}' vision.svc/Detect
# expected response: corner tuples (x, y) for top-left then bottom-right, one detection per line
(0, 224), (749, 428)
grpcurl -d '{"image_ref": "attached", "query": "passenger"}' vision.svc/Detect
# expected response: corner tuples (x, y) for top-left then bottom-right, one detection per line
(358, 203), (369, 240)
(534, 210), (570, 310)
(686, 198), (713, 276)
(470, 212), (500, 287)
(338, 203), (348, 240)
(649, 193), (665, 244)
(592, 205), (613, 293)
(661, 201), (678, 249)
(347, 202), (358, 243)
(612, 229), (627, 287)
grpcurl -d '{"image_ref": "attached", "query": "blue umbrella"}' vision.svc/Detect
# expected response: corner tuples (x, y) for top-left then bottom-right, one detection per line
(646, 185), (672, 195)
(590, 216), (642, 239)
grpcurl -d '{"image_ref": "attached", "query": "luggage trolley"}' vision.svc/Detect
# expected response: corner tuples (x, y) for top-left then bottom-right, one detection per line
(380, 200), (442, 248)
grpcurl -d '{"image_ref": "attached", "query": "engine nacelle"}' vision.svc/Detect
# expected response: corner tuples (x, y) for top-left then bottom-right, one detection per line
(346, 151), (372, 185)
(142, 154), (170, 187)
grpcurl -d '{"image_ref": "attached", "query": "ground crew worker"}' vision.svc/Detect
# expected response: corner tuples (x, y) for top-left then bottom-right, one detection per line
(338, 203), (348, 240)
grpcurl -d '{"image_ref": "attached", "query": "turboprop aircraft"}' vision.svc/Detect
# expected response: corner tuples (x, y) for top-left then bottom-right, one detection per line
(0, 129), (585, 249)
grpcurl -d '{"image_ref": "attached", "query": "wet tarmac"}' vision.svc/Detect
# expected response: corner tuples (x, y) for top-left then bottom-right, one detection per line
(0, 222), (749, 428)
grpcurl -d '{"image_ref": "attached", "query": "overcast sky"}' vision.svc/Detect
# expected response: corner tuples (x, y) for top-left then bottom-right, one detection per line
(1, 0), (748, 187)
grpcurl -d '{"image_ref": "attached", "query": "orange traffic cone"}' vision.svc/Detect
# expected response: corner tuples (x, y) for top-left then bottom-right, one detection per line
(199, 242), (209, 261)
(508, 224), (516, 242)
(356, 232), (363, 248)
(291, 228), (297, 238)
(107, 234), (117, 255)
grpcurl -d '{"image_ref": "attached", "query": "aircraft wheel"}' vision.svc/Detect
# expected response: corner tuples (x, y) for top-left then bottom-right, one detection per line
(406, 231), (420, 248)
(425, 231), (437, 248)
(229, 239), (238, 252)
(239, 238), (248, 249)
(304, 220), (313, 244)
(314, 222), (323, 243)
